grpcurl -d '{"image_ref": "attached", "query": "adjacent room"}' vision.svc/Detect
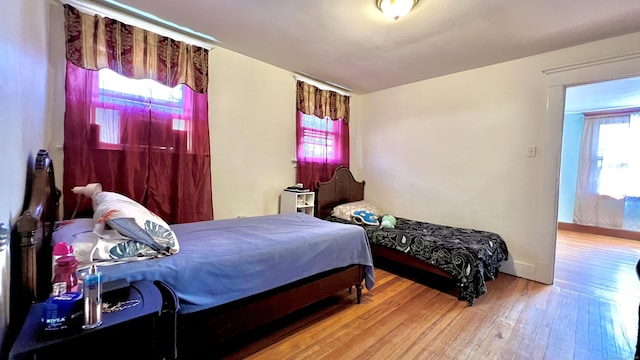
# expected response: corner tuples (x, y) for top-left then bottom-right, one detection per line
(2, 0), (640, 359)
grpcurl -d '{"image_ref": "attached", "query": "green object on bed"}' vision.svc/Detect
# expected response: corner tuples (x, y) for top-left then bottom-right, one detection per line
(380, 214), (396, 229)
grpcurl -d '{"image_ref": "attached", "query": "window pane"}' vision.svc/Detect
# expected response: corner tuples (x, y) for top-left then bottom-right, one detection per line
(627, 115), (640, 196)
(92, 68), (191, 152)
(98, 68), (183, 103)
(95, 108), (120, 144)
(300, 113), (337, 161)
(173, 119), (186, 131)
(597, 116), (640, 197)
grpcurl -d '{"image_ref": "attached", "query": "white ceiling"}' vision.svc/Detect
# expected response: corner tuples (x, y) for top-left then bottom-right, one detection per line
(565, 76), (640, 114)
(95, 0), (640, 96)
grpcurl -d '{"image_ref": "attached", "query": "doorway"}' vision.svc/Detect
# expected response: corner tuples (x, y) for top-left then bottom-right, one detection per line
(558, 76), (640, 233)
(541, 53), (640, 285)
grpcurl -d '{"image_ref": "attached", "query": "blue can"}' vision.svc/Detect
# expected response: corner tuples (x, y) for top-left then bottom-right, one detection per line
(40, 291), (83, 332)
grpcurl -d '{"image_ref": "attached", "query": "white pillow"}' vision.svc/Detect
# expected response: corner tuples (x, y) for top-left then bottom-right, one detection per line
(331, 200), (383, 221)
(92, 191), (179, 260)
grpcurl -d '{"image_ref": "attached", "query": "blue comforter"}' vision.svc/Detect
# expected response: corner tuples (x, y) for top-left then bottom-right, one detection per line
(99, 213), (374, 314)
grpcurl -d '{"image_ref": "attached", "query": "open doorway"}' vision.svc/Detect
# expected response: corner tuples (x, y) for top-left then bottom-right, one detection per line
(553, 77), (640, 357)
(558, 76), (640, 235)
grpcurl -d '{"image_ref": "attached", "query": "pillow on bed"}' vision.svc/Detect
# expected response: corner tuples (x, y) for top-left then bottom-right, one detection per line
(92, 191), (179, 260)
(332, 200), (383, 221)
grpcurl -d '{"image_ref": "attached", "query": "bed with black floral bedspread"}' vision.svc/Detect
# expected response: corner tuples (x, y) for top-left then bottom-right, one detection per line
(325, 215), (508, 305)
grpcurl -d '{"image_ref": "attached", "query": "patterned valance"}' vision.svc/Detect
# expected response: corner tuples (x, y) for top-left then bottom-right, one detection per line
(63, 4), (209, 93)
(296, 81), (350, 123)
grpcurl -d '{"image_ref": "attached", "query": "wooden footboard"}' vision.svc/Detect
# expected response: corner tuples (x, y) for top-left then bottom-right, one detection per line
(175, 264), (365, 358)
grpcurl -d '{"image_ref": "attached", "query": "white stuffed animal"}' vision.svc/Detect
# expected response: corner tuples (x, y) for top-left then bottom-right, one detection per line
(71, 183), (103, 197)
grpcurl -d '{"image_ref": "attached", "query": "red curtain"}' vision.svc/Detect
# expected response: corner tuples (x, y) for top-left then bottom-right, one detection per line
(295, 111), (349, 190)
(62, 4), (212, 224)
(295, 81), (350, 190)
(63, 62), (213, 223)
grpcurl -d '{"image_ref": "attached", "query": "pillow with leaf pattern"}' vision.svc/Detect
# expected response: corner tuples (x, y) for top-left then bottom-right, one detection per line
(92, 191), (179, 260)
(331, 200), (383, 221)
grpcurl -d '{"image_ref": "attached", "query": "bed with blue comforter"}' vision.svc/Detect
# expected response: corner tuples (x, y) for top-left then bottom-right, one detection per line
(101, 212), (374, 313)
(51, 212), (374, 357)
(54, 213), (374, 314)
(21, 151), (372, 359)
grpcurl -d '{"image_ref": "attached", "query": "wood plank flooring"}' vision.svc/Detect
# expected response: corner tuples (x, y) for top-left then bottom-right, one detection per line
(215, 230), (640, 360)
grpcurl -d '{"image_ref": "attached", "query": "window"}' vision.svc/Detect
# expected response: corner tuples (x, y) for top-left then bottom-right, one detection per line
(92, 68), (192, 151)
(299, 113), (335, 161)
(297, 112), (347, 163)
(596, 114), (640, 198)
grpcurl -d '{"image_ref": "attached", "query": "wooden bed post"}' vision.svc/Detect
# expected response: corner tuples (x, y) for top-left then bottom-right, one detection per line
(16, 212), (38, 305)
(12, 150), (59, 325)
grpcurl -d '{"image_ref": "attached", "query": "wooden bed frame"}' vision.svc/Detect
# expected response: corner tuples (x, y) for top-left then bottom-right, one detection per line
(12, 150), (366, 359)
(12, 150), (60, 326)
(315, 167), (465, 299)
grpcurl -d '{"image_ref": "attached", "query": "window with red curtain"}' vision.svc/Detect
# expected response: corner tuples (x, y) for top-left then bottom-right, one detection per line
(90, 69), (192, 152)
(63, 4), (213, 224)
(296, 81), (350, 190)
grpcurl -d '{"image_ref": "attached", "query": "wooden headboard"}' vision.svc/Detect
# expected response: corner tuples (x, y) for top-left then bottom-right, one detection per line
(315, 167), (365, 219)
(12, 150), (60, 323)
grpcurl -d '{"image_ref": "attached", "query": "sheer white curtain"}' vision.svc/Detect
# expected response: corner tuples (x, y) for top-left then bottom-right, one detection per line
(574, 113), (634, 228)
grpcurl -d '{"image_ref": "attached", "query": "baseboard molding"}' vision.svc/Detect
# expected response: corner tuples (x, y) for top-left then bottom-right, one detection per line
(557, 222), (640, 241)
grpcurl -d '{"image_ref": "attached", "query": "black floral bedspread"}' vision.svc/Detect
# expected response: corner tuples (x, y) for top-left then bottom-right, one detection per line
(326, 216), (508, 305)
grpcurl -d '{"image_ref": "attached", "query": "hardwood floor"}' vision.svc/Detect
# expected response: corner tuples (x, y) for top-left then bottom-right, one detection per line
(216, 230), (640, 360)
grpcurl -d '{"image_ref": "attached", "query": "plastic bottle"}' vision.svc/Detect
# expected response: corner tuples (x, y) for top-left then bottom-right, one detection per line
(52, 242), (74, 279)
(82, 264), (102, 329)
(52, 255), (79, 293)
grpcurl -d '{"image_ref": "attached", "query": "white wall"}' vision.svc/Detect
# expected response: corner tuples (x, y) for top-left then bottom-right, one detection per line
(557, 113), (584, 223)
(0, 0), (50, 353)
(352, 32), (640, 284)
(209, 48), (297, 219)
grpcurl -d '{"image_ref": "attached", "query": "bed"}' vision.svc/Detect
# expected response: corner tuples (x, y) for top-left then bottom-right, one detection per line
(11, 150), (374, 359)
(315, 167), (508, 305)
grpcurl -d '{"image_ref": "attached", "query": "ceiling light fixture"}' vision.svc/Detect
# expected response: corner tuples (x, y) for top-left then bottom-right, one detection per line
(376, 0), (419, 21)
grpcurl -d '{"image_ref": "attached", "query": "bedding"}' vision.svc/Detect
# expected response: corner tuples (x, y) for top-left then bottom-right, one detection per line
(52, 191), (181, 262)
(52, 218), (98, 264)
(331, 200), (383, 221)
(326, 215), (507, 305)
(53, 212), (375, 314)
(92, 191), (179, 259)
(316, 166), (509, 306)
(16, 151), (374, 357)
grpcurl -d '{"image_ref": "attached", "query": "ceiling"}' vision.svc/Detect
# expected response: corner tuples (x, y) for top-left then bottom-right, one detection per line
(95, 0), (640, 95)
(88, 0), (640, 112)
(566, 76), (640, 114)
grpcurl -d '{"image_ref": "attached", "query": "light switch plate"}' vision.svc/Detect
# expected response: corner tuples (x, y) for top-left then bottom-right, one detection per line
(527, 145), (537, 157)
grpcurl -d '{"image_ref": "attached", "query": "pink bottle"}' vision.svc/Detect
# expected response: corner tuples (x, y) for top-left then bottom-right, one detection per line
(52, 242), (74, 280)
(52, 255), (79, 293)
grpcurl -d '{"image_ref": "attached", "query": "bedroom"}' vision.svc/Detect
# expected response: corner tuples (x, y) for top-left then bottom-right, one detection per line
(2, 0), (640, 358)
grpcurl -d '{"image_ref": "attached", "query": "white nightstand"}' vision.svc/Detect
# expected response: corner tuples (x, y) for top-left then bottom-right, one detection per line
(280, 190), (315, 216)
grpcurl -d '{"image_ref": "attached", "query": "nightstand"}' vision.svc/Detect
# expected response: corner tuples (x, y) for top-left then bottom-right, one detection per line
(280, 190), (315, 216)
(9, 280), (163, 360)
